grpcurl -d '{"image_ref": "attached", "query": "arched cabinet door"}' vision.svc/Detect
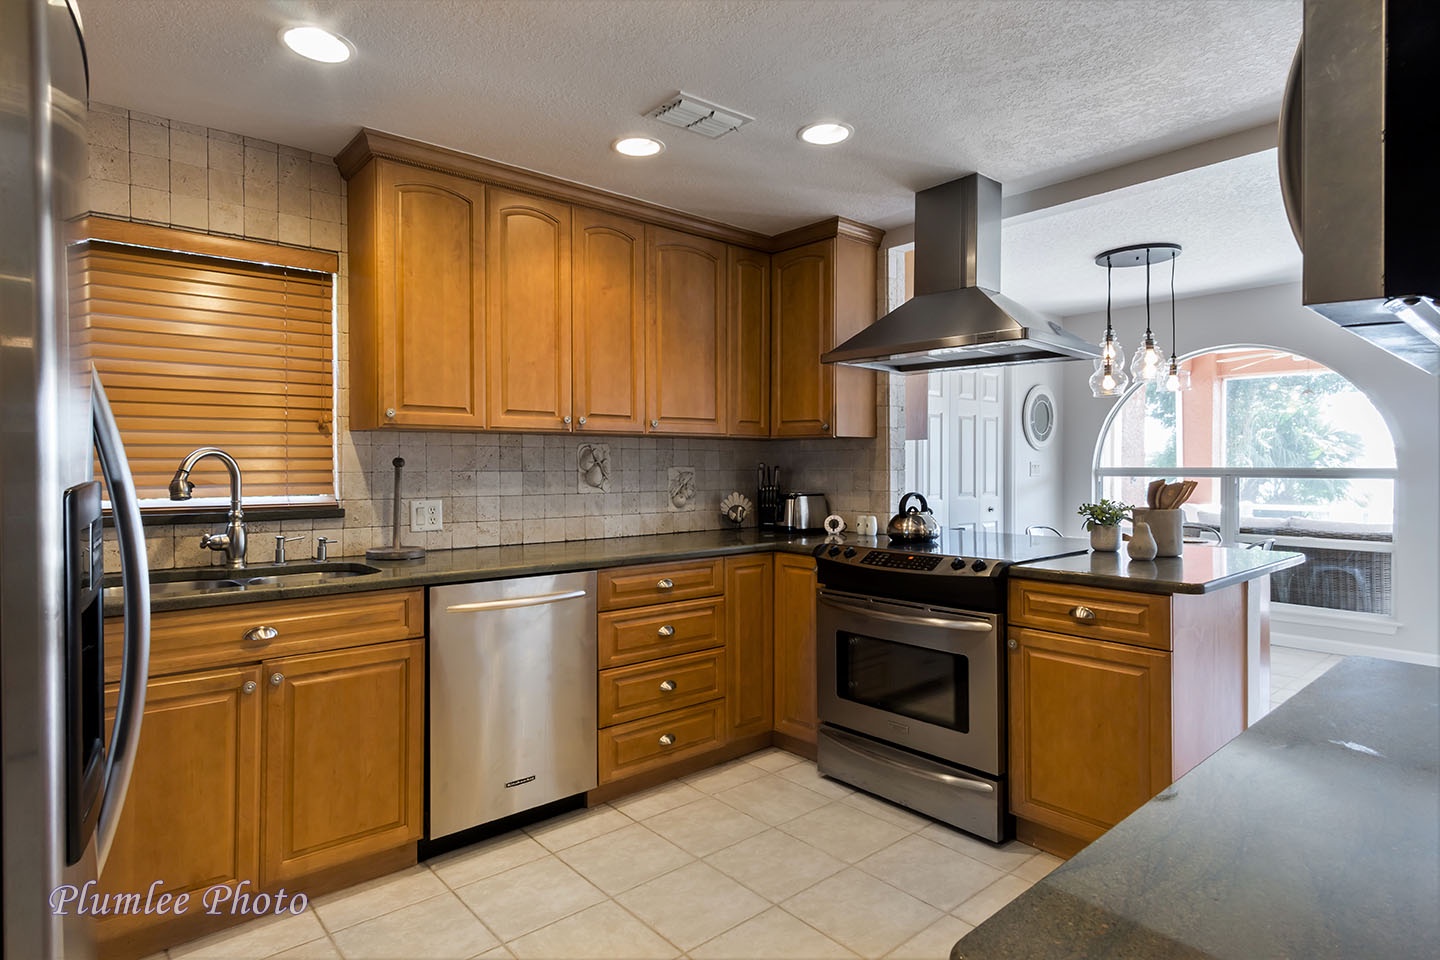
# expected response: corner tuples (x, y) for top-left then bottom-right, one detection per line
(645, 226), (728, 435)
(573, 208), (645, 433)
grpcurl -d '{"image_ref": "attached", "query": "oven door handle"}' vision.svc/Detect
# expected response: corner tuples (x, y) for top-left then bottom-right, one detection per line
(818, 595), (993, 633)
(825, 730), (995, 794)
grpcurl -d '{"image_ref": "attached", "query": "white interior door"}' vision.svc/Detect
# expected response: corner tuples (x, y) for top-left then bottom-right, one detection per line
(945, 369), (1005, 537)
(904, 373), (948, 527)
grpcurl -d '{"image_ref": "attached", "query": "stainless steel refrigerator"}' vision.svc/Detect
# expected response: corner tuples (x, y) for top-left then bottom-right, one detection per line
(2, 0), (151, 956)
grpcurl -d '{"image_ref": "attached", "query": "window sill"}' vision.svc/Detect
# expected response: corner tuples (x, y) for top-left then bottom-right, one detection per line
(1272, 602), (1402, 636)
(103, 503), (345, 528)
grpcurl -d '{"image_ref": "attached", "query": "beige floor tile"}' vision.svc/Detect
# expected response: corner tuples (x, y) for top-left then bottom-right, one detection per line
(838, 790), (932, 831)
(782, 868), (941, 958)
(557, 823), (694, 894)
(330, 892), (498, 960)
(429, 831), (549, 889)
(1012, 851), (1064, 883)
(507, 901), (679, 960)
(169, 911), (327, 959)
(454, 856), (605, 941)
(689, 906), (857, 960)
(618, 861), (769, 951)
(269, 938), (343, 959)
(644, 797), (769, 857)
(777, 801), (911, 863)
(952, 874), (1034, 927)
(774, 761), (855, 800)
(713, 774), (832, 826)
(611, 780), (708, 821)
(684, 759), (766, 795)
(885, 914), (974, 960)
(704, 828), (847, 903)
(524, 804), (632, 852)
(917, 824), (1039, 873)
(744, 748), (805, 773)
(472, 947), (514, 959)
(856, 834), (1006, 911)
(314, 864), (447, 932)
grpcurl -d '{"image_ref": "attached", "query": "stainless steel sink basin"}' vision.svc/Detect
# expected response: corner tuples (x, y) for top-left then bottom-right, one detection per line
(138, 562), (383, 599)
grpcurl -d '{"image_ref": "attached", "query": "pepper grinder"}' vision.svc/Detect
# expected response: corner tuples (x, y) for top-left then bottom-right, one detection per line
(366, 457), (427, 561)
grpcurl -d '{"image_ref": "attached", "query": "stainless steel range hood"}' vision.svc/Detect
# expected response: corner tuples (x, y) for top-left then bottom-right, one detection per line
(1280, 0), (1440, 375)
(822, 174), (1100, 373)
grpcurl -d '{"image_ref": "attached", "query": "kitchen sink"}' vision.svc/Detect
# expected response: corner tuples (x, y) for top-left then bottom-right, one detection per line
(135, 562), (384, 599)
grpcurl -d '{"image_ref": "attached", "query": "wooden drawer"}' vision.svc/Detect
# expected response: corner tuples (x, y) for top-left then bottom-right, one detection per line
(107, 588), (425, 678)
(599, 649), (725, 726)
(598, 597), (724, 667)
(1009, 579), (1171, 651)
(597, 558), (724, 610)
(599, 700), (726, 783)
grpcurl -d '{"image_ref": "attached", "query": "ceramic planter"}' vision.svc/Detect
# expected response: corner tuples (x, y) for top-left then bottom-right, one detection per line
(1089, 524), (1120, 552)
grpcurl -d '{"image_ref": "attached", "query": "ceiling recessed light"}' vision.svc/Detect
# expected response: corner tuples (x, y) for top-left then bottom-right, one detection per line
(613, 137), (665, 158)
(281, 26), (353, 64)
(798, 122), (853, 146)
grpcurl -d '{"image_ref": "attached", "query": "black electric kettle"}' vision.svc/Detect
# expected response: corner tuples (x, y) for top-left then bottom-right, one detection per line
(887, 492), (941, 542)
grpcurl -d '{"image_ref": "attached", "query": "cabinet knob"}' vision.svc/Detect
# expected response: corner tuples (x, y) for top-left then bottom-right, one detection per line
(244, 625), (279, 644)
(658, 733), (676, 747)
(657, 578), (674, 590)
(563, 415), (572, 424)
(1007, 638), (1018, 651)
(821, 422), (830, 433)
(269, 672), (284, 687)
(1070, 605), (1096, 621)
(650, 419), (659, 428)
(657, 624), (676, 637)
(578, 416), (587, 426)
(242, 680), (258, 695)
(659, 679), (677, 692)
(385, 408), (396, 419)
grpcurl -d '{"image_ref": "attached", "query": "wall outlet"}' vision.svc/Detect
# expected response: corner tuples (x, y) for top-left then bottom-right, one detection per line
(410, 499), (443, 532)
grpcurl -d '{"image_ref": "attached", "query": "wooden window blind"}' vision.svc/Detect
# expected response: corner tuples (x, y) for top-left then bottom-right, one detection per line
(72, 220), (338, 503)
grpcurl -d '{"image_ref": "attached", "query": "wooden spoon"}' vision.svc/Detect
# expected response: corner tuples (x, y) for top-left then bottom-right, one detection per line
(1147, 479), (1165, 509)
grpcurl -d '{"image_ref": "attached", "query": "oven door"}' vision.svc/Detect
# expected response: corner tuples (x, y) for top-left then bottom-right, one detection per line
(816, 589), (1001, 775)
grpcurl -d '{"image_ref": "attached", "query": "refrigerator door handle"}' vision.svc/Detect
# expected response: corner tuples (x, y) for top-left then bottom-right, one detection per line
(91, 370), (150, 871)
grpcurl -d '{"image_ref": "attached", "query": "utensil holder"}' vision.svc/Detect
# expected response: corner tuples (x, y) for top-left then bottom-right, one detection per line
(1132, 508), (1183, 557)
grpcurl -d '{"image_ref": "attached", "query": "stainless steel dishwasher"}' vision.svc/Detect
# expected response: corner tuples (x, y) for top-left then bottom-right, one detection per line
(428, 571), (597, 839)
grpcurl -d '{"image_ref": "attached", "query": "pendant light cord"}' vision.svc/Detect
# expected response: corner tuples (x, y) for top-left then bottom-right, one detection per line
(1105, 262), (1113, 338)
(1144, 250), (1152, 337)
(1169, 254), (1177, 352)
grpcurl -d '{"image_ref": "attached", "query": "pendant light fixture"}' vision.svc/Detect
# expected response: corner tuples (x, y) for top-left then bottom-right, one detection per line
(1163, 251), (1191, 392)
(1091, 243), (1181, 398)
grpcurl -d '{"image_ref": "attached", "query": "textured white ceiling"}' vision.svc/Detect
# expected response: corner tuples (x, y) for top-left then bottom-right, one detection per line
(78, 0), (1300, 238)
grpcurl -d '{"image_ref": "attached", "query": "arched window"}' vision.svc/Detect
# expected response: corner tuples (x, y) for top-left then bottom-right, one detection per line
(1094, 347), (1398, 615)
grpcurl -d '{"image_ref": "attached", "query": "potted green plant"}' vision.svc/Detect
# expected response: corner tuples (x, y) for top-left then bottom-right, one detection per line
(1077, 498), (1131, 552)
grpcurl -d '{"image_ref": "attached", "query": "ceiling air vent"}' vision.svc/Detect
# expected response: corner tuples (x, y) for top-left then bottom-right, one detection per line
(647, 92), (754, 139)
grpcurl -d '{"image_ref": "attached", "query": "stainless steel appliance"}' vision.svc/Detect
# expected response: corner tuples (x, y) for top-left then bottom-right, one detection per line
(780, 493), (828, 532)
(1279, 0), (1440, 375)
(427, 572), (598, 840)
(886, 491), (940, 543)
(821, 175), (1101, 373)
(3, 2), (152, 955)
(813, 532), (1088, 841)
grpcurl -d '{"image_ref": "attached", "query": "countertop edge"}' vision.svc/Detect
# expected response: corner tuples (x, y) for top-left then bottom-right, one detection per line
(1007, 550), (1305, 595)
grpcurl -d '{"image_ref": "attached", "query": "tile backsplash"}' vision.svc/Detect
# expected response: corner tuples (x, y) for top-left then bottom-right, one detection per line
(87, 103), (903, 571)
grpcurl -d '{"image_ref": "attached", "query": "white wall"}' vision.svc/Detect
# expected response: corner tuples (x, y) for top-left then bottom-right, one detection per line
(1057, 282), (1440, 663)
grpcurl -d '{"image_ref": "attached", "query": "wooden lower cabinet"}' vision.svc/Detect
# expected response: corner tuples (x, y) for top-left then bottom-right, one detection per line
(725, 554), (774, 739)
(772, 553), (818, 748)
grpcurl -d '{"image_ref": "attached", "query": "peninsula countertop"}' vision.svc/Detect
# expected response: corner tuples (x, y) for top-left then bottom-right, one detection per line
(952, 656), (1440, 960)
(1008, 542), (1305, 595)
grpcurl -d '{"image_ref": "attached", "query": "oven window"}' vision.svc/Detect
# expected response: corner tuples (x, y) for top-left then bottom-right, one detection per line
(836, 632), (969, 732)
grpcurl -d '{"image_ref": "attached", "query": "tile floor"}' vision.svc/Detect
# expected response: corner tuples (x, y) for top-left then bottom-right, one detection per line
(155, 644), (1344, 960)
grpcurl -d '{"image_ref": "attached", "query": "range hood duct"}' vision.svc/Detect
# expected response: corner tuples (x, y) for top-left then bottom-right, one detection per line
(823, 174), (1100, 373)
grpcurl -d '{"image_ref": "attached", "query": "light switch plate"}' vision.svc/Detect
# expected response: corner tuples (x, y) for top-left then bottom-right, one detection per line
(410, 499), (443, 532)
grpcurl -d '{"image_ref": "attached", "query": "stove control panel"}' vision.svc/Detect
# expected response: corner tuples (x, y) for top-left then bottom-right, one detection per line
(813, 543), (1003, 577)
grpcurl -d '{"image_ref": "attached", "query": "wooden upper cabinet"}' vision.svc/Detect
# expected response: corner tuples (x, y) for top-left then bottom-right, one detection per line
(728, 246), (771, 436)
(646, 226), (727, 435)
(771, 231), (879, 438)
(348, 159), (486, 430)
(573, 208), (646, 433)
(486, 188), (572, 431)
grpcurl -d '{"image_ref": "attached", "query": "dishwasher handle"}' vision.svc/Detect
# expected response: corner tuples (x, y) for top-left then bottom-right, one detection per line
(445, 589), (589, 613)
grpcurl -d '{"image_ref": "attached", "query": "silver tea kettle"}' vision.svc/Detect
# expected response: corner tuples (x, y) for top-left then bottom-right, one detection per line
(887, 492), (940, 542)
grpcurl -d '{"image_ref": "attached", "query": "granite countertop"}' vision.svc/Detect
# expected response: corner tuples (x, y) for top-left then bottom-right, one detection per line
(1009, 543), (1305, 595)
(952, 656), (1440, 960)
(106, 528), (828, 615)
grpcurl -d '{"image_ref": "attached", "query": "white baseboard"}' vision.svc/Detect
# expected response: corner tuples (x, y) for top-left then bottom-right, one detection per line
(1271, 629), (1440, 667)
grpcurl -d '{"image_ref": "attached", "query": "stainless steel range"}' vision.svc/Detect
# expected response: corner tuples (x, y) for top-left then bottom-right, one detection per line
(812, 531), (1089, 842)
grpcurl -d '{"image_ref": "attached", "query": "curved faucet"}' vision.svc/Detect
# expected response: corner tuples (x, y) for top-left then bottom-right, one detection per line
(169, 447), (247, 567)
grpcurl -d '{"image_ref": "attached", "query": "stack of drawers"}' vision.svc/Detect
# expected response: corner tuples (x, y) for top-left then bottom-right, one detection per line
(596, 558), (728, 783)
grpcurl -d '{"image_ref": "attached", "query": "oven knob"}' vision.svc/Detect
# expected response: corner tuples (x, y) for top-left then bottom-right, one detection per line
(843, 547), (856, 558)
(972, 559), (988, 572)
(949, 557), (965, 570)
(828, 545), (842, 557)
(812, 543), (828, 557)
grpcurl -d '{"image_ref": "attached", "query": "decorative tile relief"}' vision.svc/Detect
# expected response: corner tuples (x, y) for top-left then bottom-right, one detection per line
(577, 443), (612, 494)
(668, 467), (698, 512)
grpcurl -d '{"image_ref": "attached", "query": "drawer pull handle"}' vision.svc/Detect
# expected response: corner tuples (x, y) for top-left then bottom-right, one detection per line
(269, 672), (284, 687)
(244, 625), (279, 643)
(659, 680), (677, 692)
(657, 624), (676, 637)
(1007, 638), (1018, 651)
(1070, 605), (1096, 621)
(242, 680), (258, 695)
(658, 733), (676, 746)
(657, 578), (674, 590)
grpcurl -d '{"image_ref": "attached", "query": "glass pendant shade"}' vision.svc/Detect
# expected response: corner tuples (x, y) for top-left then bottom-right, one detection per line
(1163, 355), (1191, 392)
(1089, 356), (1131, 397)
(1130, 331), (1165, 382)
